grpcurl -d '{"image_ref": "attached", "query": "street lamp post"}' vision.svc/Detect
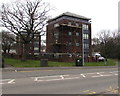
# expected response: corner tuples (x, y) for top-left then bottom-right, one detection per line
(82, 24), (84, 66)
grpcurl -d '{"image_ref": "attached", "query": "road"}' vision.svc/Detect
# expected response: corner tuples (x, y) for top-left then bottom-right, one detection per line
(2, 66), (119, 94)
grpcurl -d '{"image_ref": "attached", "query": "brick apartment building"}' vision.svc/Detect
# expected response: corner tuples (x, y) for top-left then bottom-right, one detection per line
(46, 12), (92, 62)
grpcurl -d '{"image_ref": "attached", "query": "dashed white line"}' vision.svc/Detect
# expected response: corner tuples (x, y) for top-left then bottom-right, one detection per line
(85, 72), (97, 75)
(0, 79), (15, 84)
(80, 74), (86, 77)
(43, 79), (63, 81)
(60, 75), (64, 79)
(33, 71), (118, 82)
(34, 77), (38, 81)
(92, 76), (101, 78)
(35, 75), (60, 78)
(92, 73), (102, 78)
(8, 79), (15, 84)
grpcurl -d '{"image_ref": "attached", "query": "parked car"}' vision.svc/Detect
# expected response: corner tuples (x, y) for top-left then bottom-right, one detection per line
(98, 56), (105, 62)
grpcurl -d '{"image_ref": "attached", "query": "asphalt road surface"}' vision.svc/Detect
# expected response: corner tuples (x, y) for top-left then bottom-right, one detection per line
(2, 66), (119, 94)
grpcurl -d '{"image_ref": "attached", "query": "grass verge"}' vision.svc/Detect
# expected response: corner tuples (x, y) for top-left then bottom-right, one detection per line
(85, 59), (117, 66)
(4, 58), (117, 68)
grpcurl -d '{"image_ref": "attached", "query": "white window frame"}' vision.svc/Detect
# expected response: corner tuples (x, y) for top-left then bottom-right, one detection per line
(83, 34), (89, 39)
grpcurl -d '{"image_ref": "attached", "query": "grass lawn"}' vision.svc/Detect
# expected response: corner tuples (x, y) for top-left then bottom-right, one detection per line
(85, 59), (117, 66)
(4, 58), (117, 68)
(4, 58), (40, 67)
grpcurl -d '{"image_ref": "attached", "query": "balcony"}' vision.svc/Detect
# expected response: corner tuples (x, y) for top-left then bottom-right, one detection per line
(54, 23), (82, 29)
(60, 24), (82, 29)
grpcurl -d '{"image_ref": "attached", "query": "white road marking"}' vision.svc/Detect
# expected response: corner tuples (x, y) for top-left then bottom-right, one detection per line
(64, 77), (80, 80)
(32, 70), (118, 82)
(101, 74), (113, 77)
(91, 72), (104, 77)
(85, 72), (97, 75)
(0, 79), (15, 84)
(8, 79), (15, 84)
(36, 79), (62, 82)
(92, 75), (102, 78)
(60, 75), (64, 79)
(34, 77), (38, 81)
(85, 72), (104, 75)
(1, 70), (118, 84)
(80, 74), (86, 77)
(97, 72), (104, 76)
(112, 71), (119, 72)
(35, 75), (60, 78)
(33, 75), (61, 82)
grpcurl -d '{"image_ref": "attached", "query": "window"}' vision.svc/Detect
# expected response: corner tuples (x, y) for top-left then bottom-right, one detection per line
(34, 42), (39, 47)
(30, 47), (32, 50)
(86, 25), (88, 30)
(55, 39), (58, 43)
(54, 23), (59, 28)
(84, 44), (89, 49)
(68, 32), (72, 36)
(34, 53), (39, 55)
(34, 47), (39, 50)
(82, 24), (89, 30)
(76, 43), (80, 46)
(76, 32), (80, 36)
(68, 42), (72, 46)
(76, 23), (79, 27)
(83, 34), (89, 39)
(54, 32), (59, 39)
(68, 22), (71, 25)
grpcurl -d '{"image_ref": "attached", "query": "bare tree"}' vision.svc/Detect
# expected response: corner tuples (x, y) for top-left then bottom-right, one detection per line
(93, 30), (120, 59)
(114, 30), (120, 60)
(97, 30), (111, 58)
(0, 0), (51, 61)
(92, 37), (101, 52)
(2, 30), (15, 54)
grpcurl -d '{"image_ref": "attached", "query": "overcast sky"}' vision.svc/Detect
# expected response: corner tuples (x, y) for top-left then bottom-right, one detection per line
(0, 0), (119, 37)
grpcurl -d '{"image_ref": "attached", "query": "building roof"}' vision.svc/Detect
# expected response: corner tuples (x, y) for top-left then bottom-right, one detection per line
(48, 12), (91, 22)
